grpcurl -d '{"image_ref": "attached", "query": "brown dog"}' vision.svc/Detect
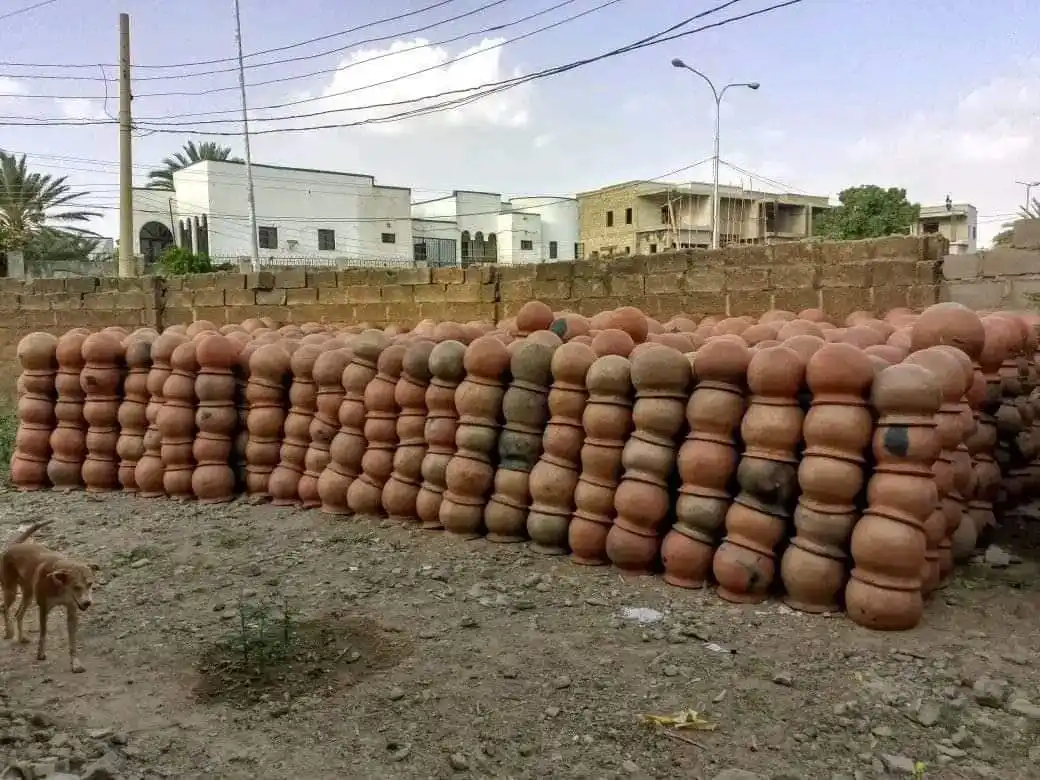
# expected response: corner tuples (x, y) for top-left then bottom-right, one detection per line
(1, 520), (96, 673)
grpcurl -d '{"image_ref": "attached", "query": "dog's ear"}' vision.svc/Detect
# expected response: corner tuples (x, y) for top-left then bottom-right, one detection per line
(49, 570), (69, 585)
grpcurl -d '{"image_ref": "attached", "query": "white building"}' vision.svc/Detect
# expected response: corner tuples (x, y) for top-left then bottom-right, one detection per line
(911, 202), (978, 254)
(411, 190), (579, 266)
(130, 161), (579, 268)
(130, 160), (414, 267)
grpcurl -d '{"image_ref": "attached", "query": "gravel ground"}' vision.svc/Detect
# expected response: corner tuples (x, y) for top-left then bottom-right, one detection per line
(1, 488), (1039, 780)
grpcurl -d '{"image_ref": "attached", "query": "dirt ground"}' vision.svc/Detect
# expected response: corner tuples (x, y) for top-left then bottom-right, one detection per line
(1, 488), (1039, 780)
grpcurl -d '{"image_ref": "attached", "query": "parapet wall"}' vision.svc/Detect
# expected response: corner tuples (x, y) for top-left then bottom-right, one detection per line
(0, 234), (945, 389)
(942, 247), (1040, 310)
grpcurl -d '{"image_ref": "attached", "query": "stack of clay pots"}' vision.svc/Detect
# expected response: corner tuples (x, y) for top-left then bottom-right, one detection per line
(10, 300), (1039, 632)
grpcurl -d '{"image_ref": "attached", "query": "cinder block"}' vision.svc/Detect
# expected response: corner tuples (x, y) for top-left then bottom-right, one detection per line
(819, 239), (874, 265)
(871, 285), (909, 312)
(193, 288), (225, 308)
(643, 255), (689, 274)
(395, 267), (433, 286)
(726, 290), (771, 317)
(82, 292), (117, 310)
(772, 287), (820, 313)
(769, 242), (813, 266)
(942, 281), (1006, 310)
(245, 272), (276, 290)
(818, 262), (870, 288)
(980, 248), (1040, 279)
(30, 278), (66, 295)
(571, 277), (607, 299)
(871, 260), (918, 287)
(497, 265), (537, 283)
(820, 287), (873, 318)
(907, 285), (940, 308)
(431, 268), (465, 285)
(255, 289), (287, 306)
(464, 266), (494, 285)
(317, 286), (351, 305)
(286, 288), (318, 305)
(873, 235), (923, 260)
(771, 265), (817, 290)
(225, 288), (256, 307)
(0, 293), (20, 310)
(683, 264), (725, 292)
(274, 269), (308, 289)
(306, 270), (338, 288)
(380, 285), (413, 303)
(533, 280), (571, 299)
(342, 285), (382, 304)
(725, 266), (770, 291)
(65, 277), (98, 295)
(444, 284), (482, 303)
(608, 274), (644, 297)
(413, 284), (448, 304)
(114, 292), (150, 310)
(286, 304), (328, 324)
(644, 272), (684, 295)
(535, 263), (575, 282)
(194, 306), (229, 325)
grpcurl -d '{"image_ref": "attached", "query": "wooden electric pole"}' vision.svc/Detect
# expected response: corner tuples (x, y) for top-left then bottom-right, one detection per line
(117, 12), (135, 277)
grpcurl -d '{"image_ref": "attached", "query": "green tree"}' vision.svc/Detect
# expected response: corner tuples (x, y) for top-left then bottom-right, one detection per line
(993, 197), (1040, 247)
(146, 140), (243, 191)
(813, 185), (921, 240)
(0, 151), (100, 274)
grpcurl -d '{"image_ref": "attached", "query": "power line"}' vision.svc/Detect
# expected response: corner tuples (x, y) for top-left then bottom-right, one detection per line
(0, 0), (59, 22)
(0, 0), (463, 69)
(0, 0), (802, 133)
(0, 0), (517, 81)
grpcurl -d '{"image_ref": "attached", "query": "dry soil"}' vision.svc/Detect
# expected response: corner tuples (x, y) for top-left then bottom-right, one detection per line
(1, 488), (1039, 780)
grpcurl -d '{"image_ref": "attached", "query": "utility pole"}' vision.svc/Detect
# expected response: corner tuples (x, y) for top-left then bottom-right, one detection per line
(1015, 180), (1039, 211)
(233, 0), (261, 272)
(117, 13), (135, 277)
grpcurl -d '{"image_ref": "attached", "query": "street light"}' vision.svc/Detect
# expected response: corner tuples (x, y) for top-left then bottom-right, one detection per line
(671, 57), (759, 250)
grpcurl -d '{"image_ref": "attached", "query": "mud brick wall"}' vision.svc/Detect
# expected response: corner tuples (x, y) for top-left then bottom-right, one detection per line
(0, 235), (944, 395)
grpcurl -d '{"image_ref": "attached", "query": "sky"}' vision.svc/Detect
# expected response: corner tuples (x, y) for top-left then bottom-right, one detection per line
(0, 0), (1037, 247)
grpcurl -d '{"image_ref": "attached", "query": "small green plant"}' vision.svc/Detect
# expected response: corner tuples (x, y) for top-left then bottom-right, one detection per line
(912, 760), (927, 779)
(157, 245), (215, 275)
(231, 597), (297, 676)
(0, 399), (17, 483)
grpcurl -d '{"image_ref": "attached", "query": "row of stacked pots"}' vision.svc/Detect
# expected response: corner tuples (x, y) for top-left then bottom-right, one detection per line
(10, 301), (1037, 631)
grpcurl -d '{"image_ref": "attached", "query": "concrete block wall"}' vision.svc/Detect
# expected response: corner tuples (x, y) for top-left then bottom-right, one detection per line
(942, 247), (1040, 310)
(0, 234), (945, 396)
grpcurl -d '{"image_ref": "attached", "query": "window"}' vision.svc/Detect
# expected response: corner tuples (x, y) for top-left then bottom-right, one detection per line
(520, 239), (534, 251)
(317, 228), (336, 251)
(970, 226), (977, 240)
(258, 226), (278, 249)
(624, 246), (631, 254)
(574, 242), (581, 259)
(548, 241), (558, 259)
(381, 232), (396, 244)
(661, 205), (670, 224)
(649, 243), (658, 254)
(625, 207), (633, 225)
(606, 210), (614, 227)
(921, 221), (940, 235)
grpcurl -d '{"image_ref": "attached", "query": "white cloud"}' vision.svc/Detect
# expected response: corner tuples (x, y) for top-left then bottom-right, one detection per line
(774, 59), (1040, 247)
(271, 37), (530, 136)
(532, 133), (552, 149)
(0, 77), (27, 97)
(55, 97), (108, 121)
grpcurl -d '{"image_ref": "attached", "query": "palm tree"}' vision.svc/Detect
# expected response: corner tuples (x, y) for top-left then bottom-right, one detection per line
(0, 151), (100, 275)
(146, 140), (243, 191)
(993, 197), (1040, 246)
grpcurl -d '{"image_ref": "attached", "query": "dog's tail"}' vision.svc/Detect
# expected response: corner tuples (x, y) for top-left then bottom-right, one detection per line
(6, 519), (53, 547)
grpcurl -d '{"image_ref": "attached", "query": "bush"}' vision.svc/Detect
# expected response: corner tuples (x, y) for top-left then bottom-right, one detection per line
(158, 246), (215, 275)
(0, 399), (16, 483)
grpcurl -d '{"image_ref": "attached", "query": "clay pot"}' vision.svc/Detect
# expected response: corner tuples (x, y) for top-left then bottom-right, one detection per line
(11, 333), (59, 490)
(383, 339), (437, 522)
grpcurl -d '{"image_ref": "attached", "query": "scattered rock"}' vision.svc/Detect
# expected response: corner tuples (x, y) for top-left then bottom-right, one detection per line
(972, 677), (1008, 708)
(1006, 698), (1040, 720)
(983, 545), (1011, 568)
(771, 672), (793, 687)
(914, 700), (942, 726)
(387, 686), (407, 702)
(879, 754), (917, 774)
(448, 752), (469, 771)
(553, 675), (572, 689)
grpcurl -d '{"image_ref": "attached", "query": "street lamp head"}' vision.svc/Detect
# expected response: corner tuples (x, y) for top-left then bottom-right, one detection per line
(747, 82), (760, 90)
(670, 58), (686, 69)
